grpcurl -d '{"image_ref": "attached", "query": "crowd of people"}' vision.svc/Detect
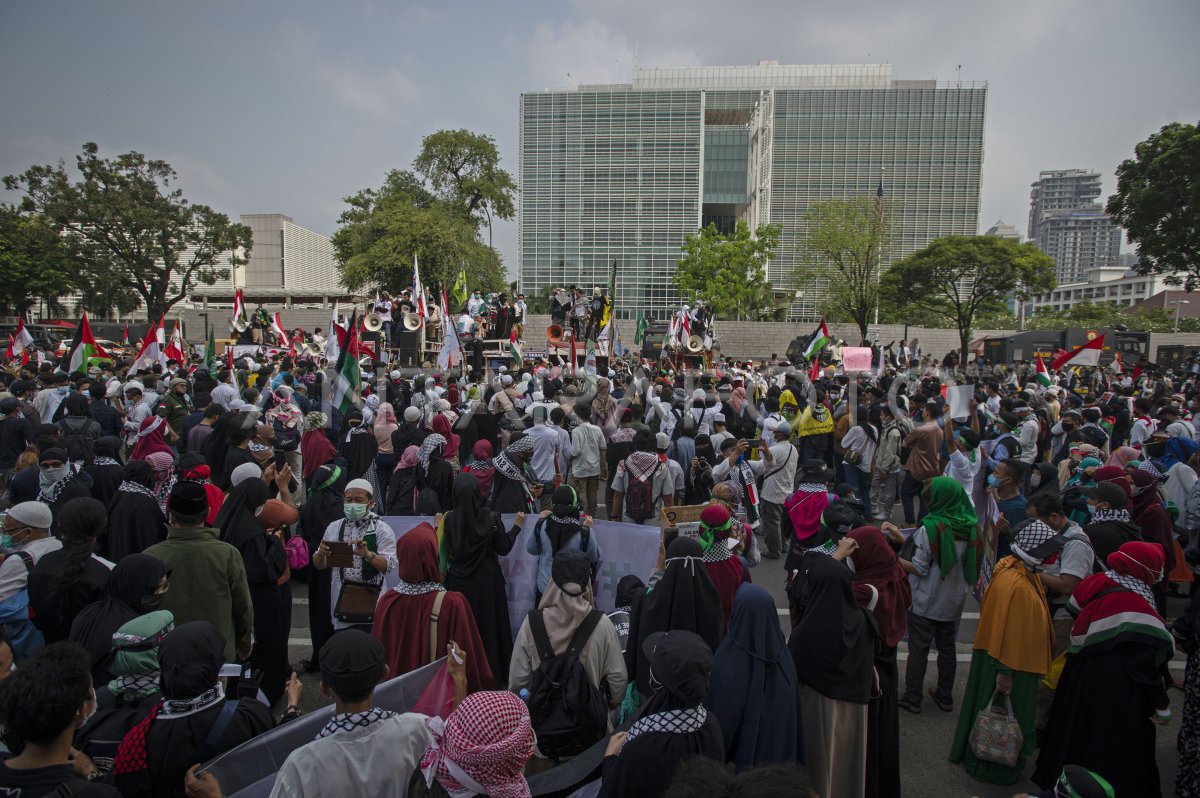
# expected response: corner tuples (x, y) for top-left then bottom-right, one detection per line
(0, 341), (1195, 796)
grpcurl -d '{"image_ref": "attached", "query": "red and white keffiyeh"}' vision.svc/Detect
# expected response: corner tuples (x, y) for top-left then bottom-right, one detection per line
(420, 690), (534, 798)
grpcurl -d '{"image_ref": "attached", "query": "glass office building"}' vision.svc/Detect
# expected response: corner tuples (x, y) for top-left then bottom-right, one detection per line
(518, 63), (987, 321)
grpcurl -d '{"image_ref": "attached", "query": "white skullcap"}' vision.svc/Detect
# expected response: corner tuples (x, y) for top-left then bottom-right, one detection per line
(531, 392), (545, 402)
(389, 370), (401, 380)
(501, 375), (513, 385)
(692, 389), (706, 402)
(346, 478), (374, 496)
(403, 407), (422, 423)
(230, 462), (262, 487)
(6, 501), (53, 530)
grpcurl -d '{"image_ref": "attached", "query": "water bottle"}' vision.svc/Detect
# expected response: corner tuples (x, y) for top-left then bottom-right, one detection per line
(519, 688), (531, 703)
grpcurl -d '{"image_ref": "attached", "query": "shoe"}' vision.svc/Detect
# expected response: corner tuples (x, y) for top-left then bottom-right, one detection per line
(897, 694), (922, 714)
(927, 688), (953, 712)
(763, 552), (781, 560)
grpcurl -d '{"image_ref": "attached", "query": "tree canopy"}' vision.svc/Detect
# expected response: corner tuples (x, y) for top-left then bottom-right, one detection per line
(674, 221), (783, 320)
(3, 142), (251, 320)
(1107, 121), (1200, 289)
(0, 205), (77, 318)
(332, 130), (514, 301)
(797, 197), (889, 338)
(882, 235), (1057, 361)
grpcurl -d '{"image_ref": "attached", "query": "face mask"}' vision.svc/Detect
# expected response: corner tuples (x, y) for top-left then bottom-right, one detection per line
(1086, 503), (1099, 516)
(40, 465), (68, 488)
(141, 593), (165, 612)
(986, 474), (1005, 488)
(344, 503), (368, 522)
(56, 386), (69, 396)
(1030, 474), (1041, 488)
(0, 534), (15, 551)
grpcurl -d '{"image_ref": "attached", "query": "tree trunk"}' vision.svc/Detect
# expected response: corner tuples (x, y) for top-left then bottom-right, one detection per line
(959, 326), (971, 370)
(857, 316), (869, 344)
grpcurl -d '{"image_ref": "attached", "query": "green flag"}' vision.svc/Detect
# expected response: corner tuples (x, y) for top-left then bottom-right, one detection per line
(205, 328), (219, 373)
(452, 268), (469, 309)
(634, 310), (647, 345)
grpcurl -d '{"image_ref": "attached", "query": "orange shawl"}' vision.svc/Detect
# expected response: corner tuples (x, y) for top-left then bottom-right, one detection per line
(973, 556), (1054, 676)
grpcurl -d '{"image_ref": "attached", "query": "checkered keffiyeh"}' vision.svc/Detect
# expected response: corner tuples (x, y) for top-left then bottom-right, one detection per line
(420, 690), (534, 798)
(316, 707), (397, 740)
(625, 705), (708, 743)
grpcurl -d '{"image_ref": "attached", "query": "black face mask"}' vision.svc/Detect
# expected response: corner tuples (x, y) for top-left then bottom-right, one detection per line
(141, 593), (165, 612)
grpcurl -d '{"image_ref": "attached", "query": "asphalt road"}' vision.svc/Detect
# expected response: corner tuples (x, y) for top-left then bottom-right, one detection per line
(279, 509), (1187, 798)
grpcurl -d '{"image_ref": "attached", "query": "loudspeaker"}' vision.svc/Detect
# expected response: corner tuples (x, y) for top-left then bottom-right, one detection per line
(395, 330), (420, 367)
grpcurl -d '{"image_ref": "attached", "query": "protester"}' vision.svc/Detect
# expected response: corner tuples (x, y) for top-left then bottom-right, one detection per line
(28, 497), (112, 643)
(105, 460), (169, 561)
(312, 479), (397, 634)
(526, 485), (601, 602)
(70, 554), (171, 685)
(416, 433), (454, 513)
(695, 504), (751, 626)
(0, 501), (61, 603)
(416, 690), (534, 798)
(84, 436), (125, 506)
(296, 464), (344, 675)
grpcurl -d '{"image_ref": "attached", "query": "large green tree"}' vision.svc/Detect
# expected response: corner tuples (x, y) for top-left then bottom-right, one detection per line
(674, 221), (782, 320)
(0, 206), (77, 317)
(797, 197), (889, 338)
(3, 142), (251, 320)
(882, 236), (1057, 362)
(1107, 121), (1200, 288)
(333, 131), (515, 301)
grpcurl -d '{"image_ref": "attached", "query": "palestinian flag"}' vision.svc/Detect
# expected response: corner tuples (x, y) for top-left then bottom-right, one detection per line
(332, 309), (361, 416)
(1050, 335), (1104, 371)
(802, 320), (830, 360)
(121, 324), (130, 346)
(63, 313), (111, 374)
(509, 326), (523, 364)
(1035, 354), (1052, 387)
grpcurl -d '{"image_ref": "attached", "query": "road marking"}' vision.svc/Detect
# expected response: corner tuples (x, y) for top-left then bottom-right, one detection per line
(774, 608), (978, 621)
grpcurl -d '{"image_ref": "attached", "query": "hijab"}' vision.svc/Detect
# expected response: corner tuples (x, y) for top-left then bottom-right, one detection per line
(1027, 462), (1061, 502)
(543, 484), (586, 553)
(491, 437), (534, 484)
(786, 553), (876, 703)
(146, 451), (176, 516)
(70, 554), (171, 683)
(375, 402), (398, 428)
(592, 378), (617, 425)
(301, 423), (337, 482)
(626, 537), (724, 697)
(1129, 468), (1164, 518)
(109, 610), (174, 701)
(341, 412), (378, 481)
(537, 550), (595, 654)
(300, 464), (346, 551)
(396, 522), (443, 586)
(157, 620), (225, 702)
(130, 416), (172, 461)
(214, 478), (270, 548)
(431, 414), (459, 458)
(397, 445), (421, 471)
(418, 433), (447, 474)
(921, 476), (981, 584)
(848, 526), (912, 648)
(1106, 446), (1141, 469)
(465, 440), (496, 495)
(443, 474), (500, 577)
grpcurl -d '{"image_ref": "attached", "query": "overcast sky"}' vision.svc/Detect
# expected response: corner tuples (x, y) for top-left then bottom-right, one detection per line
(3, 0), (1198, 275)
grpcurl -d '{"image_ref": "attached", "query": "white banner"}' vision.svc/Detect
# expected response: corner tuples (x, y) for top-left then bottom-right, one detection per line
(381, 515), (662, 637)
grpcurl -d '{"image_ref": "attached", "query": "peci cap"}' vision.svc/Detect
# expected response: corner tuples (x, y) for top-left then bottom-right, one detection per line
(6, 501), (53, 531)
(168, 480), (209, 517)
(319, 629), (387, 697)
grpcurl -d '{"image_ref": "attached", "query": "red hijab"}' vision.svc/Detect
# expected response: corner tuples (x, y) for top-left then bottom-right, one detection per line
(431, 413), (460, 457)
(301, 428), (337, 482)
(847, 526), (912, 648)
(130, 416), (172, 461)
(1091, 465), (1132, 500)
(1129, 469), (1176, 571)
(464, 440), (495, 496)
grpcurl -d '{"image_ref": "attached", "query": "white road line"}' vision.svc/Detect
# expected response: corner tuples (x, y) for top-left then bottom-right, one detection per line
(773, 608), (980, 620)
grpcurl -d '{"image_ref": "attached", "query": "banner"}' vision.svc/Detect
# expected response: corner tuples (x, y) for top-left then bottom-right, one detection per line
(382, 515), (663, 638)
(973, 492), (1002, 604)
(841, 346), (874, 372)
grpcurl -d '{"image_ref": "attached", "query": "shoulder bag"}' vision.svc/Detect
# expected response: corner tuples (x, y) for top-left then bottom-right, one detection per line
(333, 520), (383, 625)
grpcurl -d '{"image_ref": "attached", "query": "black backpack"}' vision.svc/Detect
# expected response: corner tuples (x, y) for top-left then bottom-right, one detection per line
(623, 459), (660, 524)
(525, 608), (608, 759)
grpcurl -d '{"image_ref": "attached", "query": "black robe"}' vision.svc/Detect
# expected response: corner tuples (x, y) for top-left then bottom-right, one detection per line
(442, 475), (520, 684)
(105, 489), (167, 562)
(419, 457), (454, 513)
(297, 471), (344, 671)
(28, 551), (110, 643)
(598, 709), (724, 798)
(1033, 643), (1169, 796)
(385, 465), (418, 515)
(84, 461), (125, 506)
(75, 690), (160, 774)
(488, 471), (530, 514)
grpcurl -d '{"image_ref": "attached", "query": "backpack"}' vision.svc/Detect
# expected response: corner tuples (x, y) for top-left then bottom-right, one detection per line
(59, 417), (98, 463)
(0, 551), (44, 660)
(525, 608), (608, 759)
(623, 459), (661, 524)
(995, 433), (1022, 459)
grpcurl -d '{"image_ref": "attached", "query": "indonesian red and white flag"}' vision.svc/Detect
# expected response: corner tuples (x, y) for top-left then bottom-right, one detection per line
(12, 319), (33, 357)
(1050, 335), (1104, 371)
(232, 289), (246, 326)
(271, 312), (290, 347)
(163, 319), (186, 363)
(129, 317), (168, 376)
(412, 256), (428, 322)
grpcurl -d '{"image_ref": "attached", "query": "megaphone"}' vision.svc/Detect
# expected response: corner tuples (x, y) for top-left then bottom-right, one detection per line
(364, 313), (383, 332)
(686, 334), (704, 353)
(304, 342), (322, 356)
(547, 325), (564, 345)
(233, 317), (249, 333)
(403, 313), (422, 331)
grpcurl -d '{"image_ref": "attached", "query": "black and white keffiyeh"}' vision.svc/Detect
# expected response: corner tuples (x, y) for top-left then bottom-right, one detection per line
(38, 470), (77, 505)
(110, 671), (161, 697)
(701, 540), (733, 563)
(625, 706), (708, 743)
(491, 437), (534, 483)
(118, 480), (156, 499)
(159, 684), (225, 719)
(316, 707), (397, 739)
(1103, 570), (1157, 607)
(92, 456), (121, 467)
(794, 483), (826, 494)
(1090, 508), (1131, 524)
(392, 580), (444, 596)
(418, 434), (447, 473)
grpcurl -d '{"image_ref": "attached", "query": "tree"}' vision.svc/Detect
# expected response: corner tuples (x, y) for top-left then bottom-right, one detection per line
(674, 221), (782, 320)
(882, 236), (1057, 362)
(0, 206), (77, 317)
(797, 198), (889, 338)
(3, 143), (251, 320)
(978, 298), (1200, 334)
(1107, 122), (1200, 288)
(333, 130), (516, 302)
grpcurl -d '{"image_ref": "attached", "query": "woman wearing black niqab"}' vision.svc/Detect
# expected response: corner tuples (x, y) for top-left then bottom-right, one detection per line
(69, 553), (171, 685)
(297, 464), (345, 673)
(441, 473), (525, 684)
(104, 460), (169, 562)
(599, 630), (725, 798)
(786, 551), (877, 798)
(112, 621), (273, 798)
(624, 536), (724, 702)
(85, 435), (125, 505)
(213, 477), (291, 706)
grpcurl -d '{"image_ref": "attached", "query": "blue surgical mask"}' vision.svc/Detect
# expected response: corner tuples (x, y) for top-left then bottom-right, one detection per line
(987, 474), (1004, 488)
(344, 503), (368, 522)
(1086, 503), (1098, 516)
(0, 534), (14, 551)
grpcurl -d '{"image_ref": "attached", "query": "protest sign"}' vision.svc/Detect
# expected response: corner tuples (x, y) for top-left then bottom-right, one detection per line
(841, 347), (873, 372)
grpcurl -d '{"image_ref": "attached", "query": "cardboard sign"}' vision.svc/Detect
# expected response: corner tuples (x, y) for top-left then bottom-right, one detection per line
(947, 384), (974, 420)
(659, 504), (708, 541)
(841, 347), (874, 372)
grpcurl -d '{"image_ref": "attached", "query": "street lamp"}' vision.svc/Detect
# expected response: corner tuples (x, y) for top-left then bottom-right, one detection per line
(199, 312), (209, 342)
(1171, 300), (1190, 333)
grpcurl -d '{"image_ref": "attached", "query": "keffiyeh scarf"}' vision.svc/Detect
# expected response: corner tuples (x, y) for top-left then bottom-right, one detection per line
(119, 480), (156, 499)
(316, 707), (397, 740)
(159, 683), (226, 718)
(393, 580), (445, 596)
(491, 437), (534, 483)
(1102, 571), (1157, 607)
(625, 705), (708, 744)
(38, 468), (77, 505)
(110, 671), (161, 700)
(420, 691), (534, 798)
(419, 434), (447, 473)
(92, 456), (121, 467)
(1090, 508), (1131, 524)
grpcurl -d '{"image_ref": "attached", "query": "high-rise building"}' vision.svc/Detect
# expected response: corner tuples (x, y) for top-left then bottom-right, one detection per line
(1027, 170), (1122, 284)
(984, 219), (1021, 241)
(519, 63), (987, 321)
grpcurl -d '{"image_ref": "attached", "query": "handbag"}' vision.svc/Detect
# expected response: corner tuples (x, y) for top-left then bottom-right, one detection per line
(844, 448), (863, 466)
(332, 520), (382, 624)
(968, 689), (1023, 767)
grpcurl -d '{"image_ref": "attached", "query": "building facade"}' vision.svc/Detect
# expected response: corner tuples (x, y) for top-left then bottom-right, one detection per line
(518, 63), (987, 321)
(1027, 170), (1122, 284)
(1027, 266), (1173, 313)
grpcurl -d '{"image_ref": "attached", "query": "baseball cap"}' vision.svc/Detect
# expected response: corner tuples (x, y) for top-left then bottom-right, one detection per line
(1080, 482), (1130, 508)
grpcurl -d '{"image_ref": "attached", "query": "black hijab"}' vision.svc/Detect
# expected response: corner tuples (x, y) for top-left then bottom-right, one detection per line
(443, 473), (501, 577)
(85, 436), (125, 505)
(159, 620), (225, 699)
(300, 464), (346, 551)
(69, 554), (170, 684)
(1028, 462), (1061, 502)
(105, 462), (168, 562)
(340, 412), (378, 481)
(786, 553), (877, 703)
(625, 537), (724, 698)
(213, 478), (283, 585)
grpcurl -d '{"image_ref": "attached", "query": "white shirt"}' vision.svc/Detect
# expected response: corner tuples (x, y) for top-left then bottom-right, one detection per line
(840, 425), (878, 473)
(570, 422), (606, 479)
(211, 382), (240, 411)
(748, 439), (798, 504)
(0, 537), (62, 602)
(321, 518), (398, 630)
(525, 423), (563, 483)
(1130, 417), (1158, 447)
(1016, 416), (1040, 463)
(1167, 420), (1195, 440)
(514, 300), (527, 324)
(467, 296), (483, 317)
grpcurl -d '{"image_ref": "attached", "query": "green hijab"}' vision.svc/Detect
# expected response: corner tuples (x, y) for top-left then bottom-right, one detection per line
(109, 610), (174, 699)
(921, 476), (981, 584)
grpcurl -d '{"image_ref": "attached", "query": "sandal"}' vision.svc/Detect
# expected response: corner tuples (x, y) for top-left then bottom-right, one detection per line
(927, 687), (953, 712)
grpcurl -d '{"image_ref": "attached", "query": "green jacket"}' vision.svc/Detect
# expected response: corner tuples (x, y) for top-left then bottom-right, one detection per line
(144, 526), (253, 661)
(159, 392), (193, 437)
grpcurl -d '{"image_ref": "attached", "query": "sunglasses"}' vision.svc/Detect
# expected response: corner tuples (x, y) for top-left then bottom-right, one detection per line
(39, 461), (65, 470)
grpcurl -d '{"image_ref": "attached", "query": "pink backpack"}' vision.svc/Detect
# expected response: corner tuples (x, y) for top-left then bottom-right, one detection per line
(284, 535), (310, 570)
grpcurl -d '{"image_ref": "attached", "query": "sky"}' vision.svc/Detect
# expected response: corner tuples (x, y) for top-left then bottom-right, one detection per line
(2, 0), (1198, 276)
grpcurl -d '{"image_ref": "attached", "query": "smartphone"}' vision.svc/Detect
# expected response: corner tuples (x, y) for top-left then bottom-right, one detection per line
(274, 450), (286, 470)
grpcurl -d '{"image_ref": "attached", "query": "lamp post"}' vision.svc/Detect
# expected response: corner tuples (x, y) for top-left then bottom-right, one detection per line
(1171, 300), (1190, 333)
(198, 312), (209, 343)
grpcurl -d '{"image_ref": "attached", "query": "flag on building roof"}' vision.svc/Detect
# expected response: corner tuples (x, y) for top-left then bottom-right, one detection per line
(1035, 354), (1052, 387)
(163, 319), (186, 363)
(128, 317), (167, 376)
(1050, 335), (1104, 371)
(271, 312), (290, 347)
(332, 309), (361, 416)
(802, 321), (831, 360)
(63, 313), (111, 375)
